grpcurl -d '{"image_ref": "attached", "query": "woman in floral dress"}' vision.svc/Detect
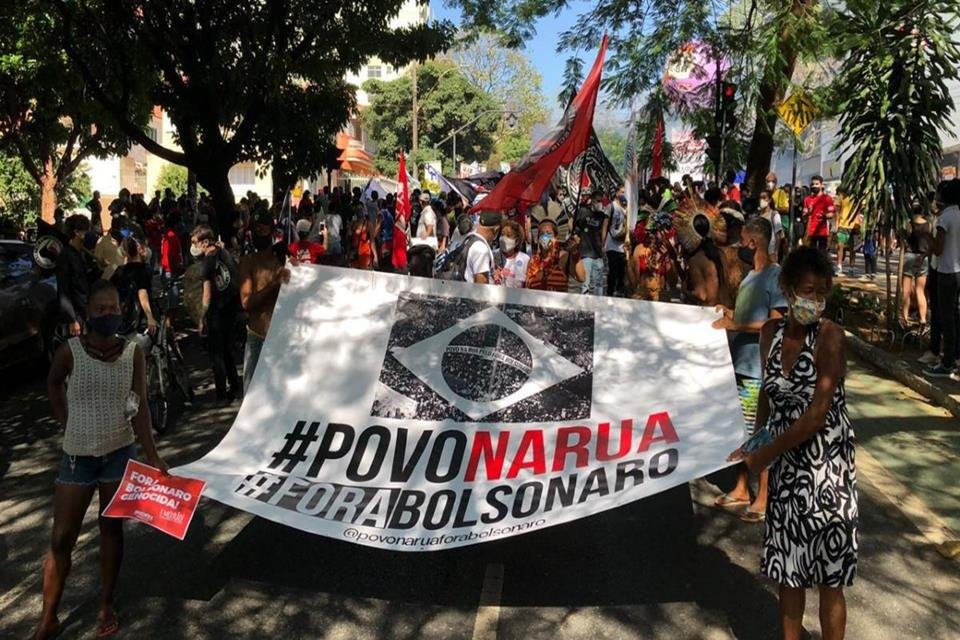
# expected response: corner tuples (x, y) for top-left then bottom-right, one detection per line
(730, 246), (857, 640)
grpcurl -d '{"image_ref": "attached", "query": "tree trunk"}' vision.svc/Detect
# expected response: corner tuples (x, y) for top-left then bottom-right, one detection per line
(198, 166), (236, 224)
(884, 236), (893, 330)
(271, 165), (296, 198)
(743, 0), (815, 196)
(40, 157), (58, 224)
(894, 236), (906, 327)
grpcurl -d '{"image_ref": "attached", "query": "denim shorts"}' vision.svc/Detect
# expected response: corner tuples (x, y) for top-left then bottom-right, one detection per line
(904, 253), (929, 278)
(56, 443), (136, 486)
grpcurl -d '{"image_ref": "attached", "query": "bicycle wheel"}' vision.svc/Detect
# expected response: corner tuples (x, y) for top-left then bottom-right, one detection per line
(168, 351), (194, 403)
(163, 326), (195, 402)
(147, 356), (170, 434)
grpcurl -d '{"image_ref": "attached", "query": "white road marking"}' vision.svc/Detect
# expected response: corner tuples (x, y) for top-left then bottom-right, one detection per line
(471, 563), (504, 640)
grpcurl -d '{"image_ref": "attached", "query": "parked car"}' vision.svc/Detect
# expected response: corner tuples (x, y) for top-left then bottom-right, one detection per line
(0, 239), (59, 368)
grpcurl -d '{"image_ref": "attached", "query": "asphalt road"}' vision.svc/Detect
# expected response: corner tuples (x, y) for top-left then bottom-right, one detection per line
(1, 339), (957, 640)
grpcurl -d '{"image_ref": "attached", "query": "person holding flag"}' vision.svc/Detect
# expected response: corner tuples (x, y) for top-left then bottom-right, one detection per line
(392, 151), (412, 272)
(474, 36), (609, 220)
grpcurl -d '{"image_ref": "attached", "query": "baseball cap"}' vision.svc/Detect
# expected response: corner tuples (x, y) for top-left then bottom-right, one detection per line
(295, 219), (312, 234)
(479, 211), (502, 227)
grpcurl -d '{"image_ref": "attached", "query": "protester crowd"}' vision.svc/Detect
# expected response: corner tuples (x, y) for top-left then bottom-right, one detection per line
(23, 170), (960, 640)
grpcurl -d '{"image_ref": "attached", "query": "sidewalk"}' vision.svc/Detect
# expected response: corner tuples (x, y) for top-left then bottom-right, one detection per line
(832, 253), (960, 417)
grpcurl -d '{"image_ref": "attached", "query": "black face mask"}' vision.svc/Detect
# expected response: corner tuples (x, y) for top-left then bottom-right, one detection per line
(456, 214), (472, 236)
(252, 234), (272, 250)
(738, 246), (756, 266)
(811, 187), (821, 194)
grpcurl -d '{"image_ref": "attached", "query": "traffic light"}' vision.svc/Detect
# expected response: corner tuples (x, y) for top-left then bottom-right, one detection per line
(721, 82), (737, 106)
(705, 134), (721, 169)
(718, 82), (737, 132)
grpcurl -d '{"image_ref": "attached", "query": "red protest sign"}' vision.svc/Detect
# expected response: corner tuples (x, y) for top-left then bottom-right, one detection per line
(103, 460), (206, 540)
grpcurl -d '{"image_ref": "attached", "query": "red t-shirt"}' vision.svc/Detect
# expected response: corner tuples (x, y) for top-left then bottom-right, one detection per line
(288, 240), (326, 264)
(161, 229), (182, 274)
(804, 193), (836, 238)
(728, 185), (741, 203)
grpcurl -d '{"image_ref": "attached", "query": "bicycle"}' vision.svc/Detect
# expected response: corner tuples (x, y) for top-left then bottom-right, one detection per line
(131, 319), (194, 435)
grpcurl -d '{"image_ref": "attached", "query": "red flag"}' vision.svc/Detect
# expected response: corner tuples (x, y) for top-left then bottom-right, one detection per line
(475, 35), (609, 212)
(392, 151), (410, 270)
(395, 151), (411, 223)
(651, 114), (664, 180)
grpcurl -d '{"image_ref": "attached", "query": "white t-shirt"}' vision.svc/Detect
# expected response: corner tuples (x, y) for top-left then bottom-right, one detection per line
(937, 205), (960, 273)
(417, 205), (437, 240)
(321, 213), (343, 254)
(762, 210), (783, 254)
(464, 233), (494, 283)
(412, 206), (438, 249)
(499, 252), (530, 288)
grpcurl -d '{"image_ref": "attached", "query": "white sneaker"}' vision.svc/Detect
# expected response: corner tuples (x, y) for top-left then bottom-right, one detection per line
(918, 351), (940, 365)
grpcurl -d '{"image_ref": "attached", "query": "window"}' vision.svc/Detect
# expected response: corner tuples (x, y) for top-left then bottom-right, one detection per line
(145, 127), (159, 143)
(367, 65), (382, 79)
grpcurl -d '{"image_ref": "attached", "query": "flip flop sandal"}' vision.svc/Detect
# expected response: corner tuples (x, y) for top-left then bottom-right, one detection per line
(739, 509), (766, 523)
(97, 616), (119, 638)
(714, 493), (750, 508)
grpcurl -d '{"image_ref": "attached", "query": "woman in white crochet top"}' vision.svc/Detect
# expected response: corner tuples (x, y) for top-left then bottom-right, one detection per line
(34, 280), (167, 640)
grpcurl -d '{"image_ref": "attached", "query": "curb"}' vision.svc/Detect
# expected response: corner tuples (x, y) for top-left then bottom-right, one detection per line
(845, 330), (960, 419)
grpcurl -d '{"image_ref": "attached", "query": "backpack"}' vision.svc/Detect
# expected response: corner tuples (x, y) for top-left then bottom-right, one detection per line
(610, 207), (627, 242)
(437, 234), (486, 281)
(112, 265), (149, 335)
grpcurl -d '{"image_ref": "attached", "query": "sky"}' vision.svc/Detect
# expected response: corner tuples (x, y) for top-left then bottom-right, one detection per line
(430, 1), (602, 118)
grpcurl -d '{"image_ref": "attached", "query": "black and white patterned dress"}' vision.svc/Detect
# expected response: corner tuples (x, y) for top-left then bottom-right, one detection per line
(760, 320), (858, 588)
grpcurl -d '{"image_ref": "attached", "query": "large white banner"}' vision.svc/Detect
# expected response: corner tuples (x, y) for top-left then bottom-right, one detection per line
(175, 266), (745, 551)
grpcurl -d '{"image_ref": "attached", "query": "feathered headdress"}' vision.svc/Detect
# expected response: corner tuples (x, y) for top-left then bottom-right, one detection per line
(673, 195), (726, 253)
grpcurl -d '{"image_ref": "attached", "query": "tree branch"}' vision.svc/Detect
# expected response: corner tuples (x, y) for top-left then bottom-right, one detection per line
(56, 125), (82, 181)
(52, 0), (189, 166)
(62, 127), (105, 178)
(4, 128), (44, 184)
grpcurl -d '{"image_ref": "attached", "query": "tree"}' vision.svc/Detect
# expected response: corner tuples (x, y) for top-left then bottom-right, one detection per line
(446, 34), (549, 164)
(0, 151), (90, 228)
(0, 0), (135, 223)
(52, 0), (452, 217)
(154, 163), (189, 197)
(363, 60), (500, 175)
(595, 128), (627, 175)
(833, 0), (958, 232)
(832, 0), (960, 326)
(557, 57), (585, 108)
(448, 0), (831, 193)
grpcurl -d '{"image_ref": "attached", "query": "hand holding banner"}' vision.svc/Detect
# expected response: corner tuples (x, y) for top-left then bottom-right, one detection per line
(174, 266), (746, 551)
(103, 460), (206, 540)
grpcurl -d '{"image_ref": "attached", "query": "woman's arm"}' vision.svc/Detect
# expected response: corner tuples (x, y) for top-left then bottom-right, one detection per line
(738, 322), (846, 472)
(626, 247), (639, 288)
(132, 345), (167, 472)
(47, 343), (73, 428)
(751, 320), (778, 434)
(137, 288), (158, 333)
